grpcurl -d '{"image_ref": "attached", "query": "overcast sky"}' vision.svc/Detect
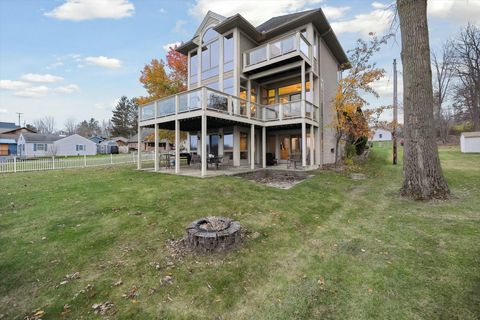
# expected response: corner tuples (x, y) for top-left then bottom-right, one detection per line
(1, 0), (479, 128)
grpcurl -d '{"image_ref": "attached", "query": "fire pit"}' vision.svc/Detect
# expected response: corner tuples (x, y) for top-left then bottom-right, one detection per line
(185, 217), (242, 252)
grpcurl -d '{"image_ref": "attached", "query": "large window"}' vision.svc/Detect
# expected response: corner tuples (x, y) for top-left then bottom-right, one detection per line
(223, 133), (233, 160)
(223, 76), (234, 95)
(190, 134), (198, 153)
(190, 51), (198, 85)
(240, 132), (248, 160)
(201, 28), (220, 80)
(76, 144), (85, 151)
(223, 33), (234, 72)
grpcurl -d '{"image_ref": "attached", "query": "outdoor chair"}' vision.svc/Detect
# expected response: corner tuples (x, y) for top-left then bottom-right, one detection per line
(287, 153), (302, 169)
(266, 152), (277, 166)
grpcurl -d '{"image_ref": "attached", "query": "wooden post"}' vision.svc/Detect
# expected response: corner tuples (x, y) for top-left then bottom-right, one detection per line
(52, 156), (55, 170)
(201, 115), (207, 177)
(262, 126), (266, 168)
(154, 123), (159, 172)
(250, 124), (255, 170)
(310, 125), (314, 166)
(84, 154), (87, 167)
(302, 122), (307, 167)
(175, 119), (180, 174)
(110, 153), (113, 164)
(13, 156), (17, 173)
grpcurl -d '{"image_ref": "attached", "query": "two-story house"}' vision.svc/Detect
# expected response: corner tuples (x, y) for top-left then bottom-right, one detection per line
(137, 8), (349, 176)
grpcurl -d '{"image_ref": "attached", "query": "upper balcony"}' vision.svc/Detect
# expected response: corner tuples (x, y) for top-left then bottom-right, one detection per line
(243, 31), (311, 74)
(138, 87), (320, 127)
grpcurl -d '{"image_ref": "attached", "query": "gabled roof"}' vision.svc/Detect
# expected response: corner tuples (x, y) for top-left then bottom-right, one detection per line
(0, 126), (37, 134)
(256, 9), (317, 33)
(176, 8), (349, 68)
(21, 132), (62, 143)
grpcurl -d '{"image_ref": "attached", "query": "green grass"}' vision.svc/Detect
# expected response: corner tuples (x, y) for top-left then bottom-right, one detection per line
(0, 145), (479, 319)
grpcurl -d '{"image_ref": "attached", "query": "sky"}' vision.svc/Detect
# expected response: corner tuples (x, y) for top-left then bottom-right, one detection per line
(0, 0), (479, 129)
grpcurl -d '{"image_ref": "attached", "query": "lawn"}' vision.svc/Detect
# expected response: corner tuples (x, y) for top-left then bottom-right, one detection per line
(0, 145), (479, 319)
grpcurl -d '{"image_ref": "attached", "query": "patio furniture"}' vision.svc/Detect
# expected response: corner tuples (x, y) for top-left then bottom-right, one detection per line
(266, 152), (277, 166)
(191, 154), (201, 167)
(287, 153), (302, 169)
(207, 155), (223, 170)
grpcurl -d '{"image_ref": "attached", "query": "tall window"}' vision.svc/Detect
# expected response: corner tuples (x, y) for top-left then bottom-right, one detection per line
(190, 51), (198, 85)
(223, 76), (234, 95)
(223, 133), (233, 160)
(224, 33), (234, 72)
(201, 28), (220, 80)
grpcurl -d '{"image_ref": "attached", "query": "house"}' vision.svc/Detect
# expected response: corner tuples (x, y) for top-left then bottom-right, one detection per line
(460, 132), (480, 153)
(89, 135), (106, 145)
(137, 8), (349, 176)
(371, 128), (392, 141)
(128, 128), (173, 152)
(0, 135), (17, 156)
(99, 140), (119, 154)
(0, 122), (19, 134)
(18, 133), (97, 158)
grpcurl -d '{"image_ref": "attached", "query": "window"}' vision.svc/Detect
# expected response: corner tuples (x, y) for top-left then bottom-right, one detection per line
(379, 134), (383, 138)
(190, 51), (198, 84)
(240, 132), (248, 159)
(223, 133), (233, 160)
(206, 81), (219, 90)
(190, 134), (198, 152)
(76, 144), (85, 151)
(223, 76), (234, 95)
(34, 143), (47, 151)
(223, 33), (234, 72)
(313, 32), (318, 60)
(201, 28), (220, 80)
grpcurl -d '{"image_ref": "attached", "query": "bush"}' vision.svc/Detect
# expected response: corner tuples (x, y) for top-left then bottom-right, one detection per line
(355, 136), (368, 155)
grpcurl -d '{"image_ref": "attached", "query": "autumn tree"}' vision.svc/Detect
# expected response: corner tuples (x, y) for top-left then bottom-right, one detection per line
(111, 96), (138, 137)
(332, 33), (391, 164)
(397, 0), (450, 199)
(137, 45), (188, 143)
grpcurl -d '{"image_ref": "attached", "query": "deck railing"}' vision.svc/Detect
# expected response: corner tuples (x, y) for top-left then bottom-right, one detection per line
(243, 31), (311, 69)
(139, 87), (320, 123)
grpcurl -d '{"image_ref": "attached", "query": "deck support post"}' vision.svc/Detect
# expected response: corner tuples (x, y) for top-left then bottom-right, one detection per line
(175, 119), (180, 174)
(201, 115), (207, 177)
(302, 122), (307, 167)
(154, 123), (159, 172)
(310, 124), (314, 166)
(262, 126), (266, 168)
(315, 126), (321, 167)
(137, 125), (142, 170)
(250, 124), (255, 170)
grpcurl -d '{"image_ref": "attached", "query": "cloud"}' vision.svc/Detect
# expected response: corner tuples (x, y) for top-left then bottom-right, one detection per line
(54, 84), (80, 93)
(322, 6), (350, 20)
(173, 20), (189, 35)
(331, 4), (394, 36)
(428, 0), (480, 25)
(14, 86), (49, 98)
(0, 80), (30, 90)
(20, 73), (63, 83)
(45, 61), (65, 70)
(372, 1), (390, 10)
(163, 41), (182, 52)
(159, 8), (166, 14)
(84, 56), (122, 69)
(45, 0), (134, 21)
(188, 0), (330, 26)
(371, 74), (402, 98)
(0, 108), (7, 114)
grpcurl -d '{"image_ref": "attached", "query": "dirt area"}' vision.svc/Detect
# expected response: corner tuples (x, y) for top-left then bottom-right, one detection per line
(236, 170), (312, 189)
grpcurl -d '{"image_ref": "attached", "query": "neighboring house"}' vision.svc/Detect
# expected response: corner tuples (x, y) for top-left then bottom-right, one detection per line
(89, 135), (106, 145)
(460, 132), (480, 153)
(111, 137), (128, 146)
(99, 140), (119, 154)
(0, 136), (17, 156)
(0, 122), (20, 134)
(137, 8), (349, 175)
(18, 133), (97, 158)
(128, 128), (173, 152)
(371, 128), (392, 141)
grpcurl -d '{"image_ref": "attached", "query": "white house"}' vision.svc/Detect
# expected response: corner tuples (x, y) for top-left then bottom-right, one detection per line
(18, 133), (97, 158)
(54, 134), (97, 156)
(460, 132), (480, 153)
(371, 128), (392, 141)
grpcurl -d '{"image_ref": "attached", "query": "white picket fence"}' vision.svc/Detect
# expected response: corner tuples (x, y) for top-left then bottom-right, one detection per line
(0, 152), (154, 174)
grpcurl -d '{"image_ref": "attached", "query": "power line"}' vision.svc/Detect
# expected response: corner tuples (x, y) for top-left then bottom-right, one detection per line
(16, 112), (23, 127)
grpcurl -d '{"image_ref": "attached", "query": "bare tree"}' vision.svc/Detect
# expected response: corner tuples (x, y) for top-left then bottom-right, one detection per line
(432, 43), (455, 142)
(397, 0), (450, 199)
(34, 116), (56, 134)
(451, 24), (480, 130)
(64, 118), (78, 135)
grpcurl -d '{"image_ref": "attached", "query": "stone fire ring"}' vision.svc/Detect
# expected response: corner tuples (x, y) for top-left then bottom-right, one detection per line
(185, 216), (242, 252)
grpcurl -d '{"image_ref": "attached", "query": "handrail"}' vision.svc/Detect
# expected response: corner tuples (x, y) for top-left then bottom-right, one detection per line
(139, 86), (320, 124)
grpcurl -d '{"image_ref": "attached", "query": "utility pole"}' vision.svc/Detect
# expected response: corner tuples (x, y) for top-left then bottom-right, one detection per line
(393, 59), (398, 165)
(16, 112), (23, 127)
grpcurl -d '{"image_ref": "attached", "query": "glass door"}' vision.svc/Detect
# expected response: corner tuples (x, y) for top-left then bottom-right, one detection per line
(209, 135), (219, 156)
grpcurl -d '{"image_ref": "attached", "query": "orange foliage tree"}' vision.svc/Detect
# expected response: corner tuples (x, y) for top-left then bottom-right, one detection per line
(332, 33), (392, 163)
(136, 45), (188, 143)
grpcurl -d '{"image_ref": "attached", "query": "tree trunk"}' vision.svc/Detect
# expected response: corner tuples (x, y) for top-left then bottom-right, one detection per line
(397, 0), (450, 200)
